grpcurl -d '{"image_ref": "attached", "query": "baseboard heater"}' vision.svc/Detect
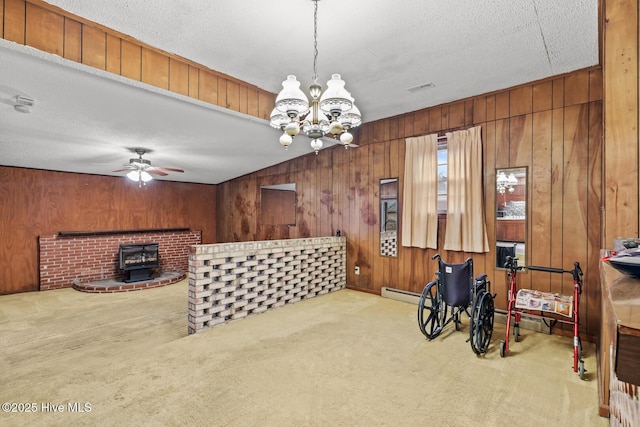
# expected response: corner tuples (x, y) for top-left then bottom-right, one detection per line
(381, 287), (550, 334)
(381, 287), (421, 305)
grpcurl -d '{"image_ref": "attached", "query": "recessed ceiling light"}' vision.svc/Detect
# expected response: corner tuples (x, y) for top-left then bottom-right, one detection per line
(407, 82), (435, 93)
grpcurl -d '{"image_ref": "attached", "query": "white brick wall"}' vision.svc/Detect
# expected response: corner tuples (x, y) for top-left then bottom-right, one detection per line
(187, 237), (346, 334)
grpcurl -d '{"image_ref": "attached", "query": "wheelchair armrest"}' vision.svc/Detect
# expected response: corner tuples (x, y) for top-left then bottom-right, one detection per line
(475, 273), (487, 282)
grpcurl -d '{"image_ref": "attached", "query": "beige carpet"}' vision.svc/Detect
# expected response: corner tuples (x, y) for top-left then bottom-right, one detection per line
(0, 280), (607, 427)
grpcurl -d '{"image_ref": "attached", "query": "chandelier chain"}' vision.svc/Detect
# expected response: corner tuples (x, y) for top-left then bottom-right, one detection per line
(312, 0), (318, 82)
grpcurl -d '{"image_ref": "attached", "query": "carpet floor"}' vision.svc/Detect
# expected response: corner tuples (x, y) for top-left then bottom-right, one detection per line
(0, 280), (608, 426)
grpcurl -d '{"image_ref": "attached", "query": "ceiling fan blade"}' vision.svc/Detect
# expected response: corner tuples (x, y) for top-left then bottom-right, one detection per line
(112, 167), (135, 172)
(149, 166), (185, 173)
(147, 169), (169, 176)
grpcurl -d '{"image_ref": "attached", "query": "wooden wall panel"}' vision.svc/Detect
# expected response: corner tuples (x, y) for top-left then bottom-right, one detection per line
(565, 69), (590, 107)
(473, 97), (487, 124)
(239, 85), (248, 114)
(449, 102), (465, 129)
(257, 90), (274, 121)
(217, 78), (228, 109)
(169, 59), (189, 96)
(587, 101), (603, 335)
(533, 81), (553, 113)
(121, 40), (141, 80)
(4, 0), (25, 44)
(552, 77), (565, 109)
(141, 47), (169, 90)
(495, 91), (510, 119)
(81, 24), (105, 70)
(63, 18), (81, 61)
(226, 80), (240, 112)
(529, 110), (553, 292)
(604, 0), (639, 245)
(0, 0), (4, 37)
(0, 166), (216, 295)
(188, 65), (199, 98)
(105, 34), (121, 74)
(550, 108), (565, 294)
(510, 86), (533, 117)
(25, 3), (63, 56)
(199, 71), (218, 105)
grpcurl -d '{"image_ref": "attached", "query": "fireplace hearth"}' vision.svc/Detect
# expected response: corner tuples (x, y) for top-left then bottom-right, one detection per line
(119, 243), (159, 283)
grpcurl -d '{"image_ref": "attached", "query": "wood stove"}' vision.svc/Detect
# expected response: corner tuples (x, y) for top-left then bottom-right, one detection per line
(118, 243), (159, 283)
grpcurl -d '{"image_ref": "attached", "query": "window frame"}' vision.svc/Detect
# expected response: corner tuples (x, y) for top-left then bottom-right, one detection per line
(437, 140), (447, 214)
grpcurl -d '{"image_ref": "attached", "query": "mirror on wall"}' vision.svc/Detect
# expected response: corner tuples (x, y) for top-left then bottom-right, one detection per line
(260, 183), (296, 225)
(495, 167), (527, 269)
(380, 178), (398, 257)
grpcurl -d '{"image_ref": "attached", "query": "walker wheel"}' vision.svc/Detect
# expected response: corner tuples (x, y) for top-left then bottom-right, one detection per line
(514, 325), (520, 342)
(579, 360), (585, 380)
(500, 340), (506, 358)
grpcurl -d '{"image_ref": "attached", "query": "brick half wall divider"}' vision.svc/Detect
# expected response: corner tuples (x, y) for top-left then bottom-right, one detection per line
(39, 230), (202, 291)
(188, 236), (347, 334)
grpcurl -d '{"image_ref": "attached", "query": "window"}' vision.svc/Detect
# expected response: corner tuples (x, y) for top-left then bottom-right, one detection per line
(437, 142), (447, 213)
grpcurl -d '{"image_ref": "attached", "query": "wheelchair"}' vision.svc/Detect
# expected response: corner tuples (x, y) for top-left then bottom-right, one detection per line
(417, 254), (495, 355)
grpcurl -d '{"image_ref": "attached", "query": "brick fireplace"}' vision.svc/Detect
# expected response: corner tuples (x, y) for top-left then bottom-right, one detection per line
(39, 229), (201, 291)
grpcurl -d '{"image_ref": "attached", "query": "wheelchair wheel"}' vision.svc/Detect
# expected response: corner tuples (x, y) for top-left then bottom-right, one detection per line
(418, 282), (446, 339)
(469, 290), (494, 355)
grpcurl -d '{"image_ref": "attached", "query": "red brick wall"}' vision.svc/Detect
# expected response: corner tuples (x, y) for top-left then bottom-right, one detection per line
(39, 230), (201, 291)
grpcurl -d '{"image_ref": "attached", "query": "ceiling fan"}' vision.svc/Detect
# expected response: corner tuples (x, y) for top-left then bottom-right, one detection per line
(113, 148), (184, 186)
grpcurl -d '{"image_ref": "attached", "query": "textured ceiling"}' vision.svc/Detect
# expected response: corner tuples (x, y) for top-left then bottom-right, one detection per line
(0, 0), (599, 184)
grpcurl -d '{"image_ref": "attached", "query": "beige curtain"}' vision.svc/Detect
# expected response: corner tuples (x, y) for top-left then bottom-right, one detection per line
(401, 134), (438, 249)
(443, 126), (489, 253)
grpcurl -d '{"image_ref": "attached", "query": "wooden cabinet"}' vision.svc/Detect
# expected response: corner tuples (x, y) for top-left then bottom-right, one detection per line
(598, 259), (640, 422)
(496, 219), (525, 242)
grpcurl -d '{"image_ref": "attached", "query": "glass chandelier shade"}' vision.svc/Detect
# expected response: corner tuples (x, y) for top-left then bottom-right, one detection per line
(127, 170), (153, 186)
(497, 171), (517, 194)
(269, 0), (361, 154)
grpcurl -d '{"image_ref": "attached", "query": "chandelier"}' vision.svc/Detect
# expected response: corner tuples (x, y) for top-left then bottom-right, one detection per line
(496, 171), (518, 194)
(269, 0), (361, 154)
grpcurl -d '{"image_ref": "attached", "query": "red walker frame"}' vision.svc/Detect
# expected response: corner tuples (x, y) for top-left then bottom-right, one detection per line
(500, 256), (585, 379)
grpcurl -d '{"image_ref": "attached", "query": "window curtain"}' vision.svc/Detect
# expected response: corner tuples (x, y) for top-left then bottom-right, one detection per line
(401, 134), (438, 249)
(443, 126), (489, 253)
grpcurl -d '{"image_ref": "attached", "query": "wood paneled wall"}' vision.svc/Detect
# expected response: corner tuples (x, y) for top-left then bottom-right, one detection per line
(0, 166), (216, 294)
(0, 0), (274, 120)
(216, 67), (603, 338)
(603, 0), (640, 245)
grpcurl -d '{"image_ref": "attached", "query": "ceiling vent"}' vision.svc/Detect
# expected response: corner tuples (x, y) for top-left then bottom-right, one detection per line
(407, 82), (435, 93)
(15, 95), (35, 107)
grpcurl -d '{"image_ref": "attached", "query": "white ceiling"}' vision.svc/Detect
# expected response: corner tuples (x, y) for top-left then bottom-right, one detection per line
(0, 0), (599, 184)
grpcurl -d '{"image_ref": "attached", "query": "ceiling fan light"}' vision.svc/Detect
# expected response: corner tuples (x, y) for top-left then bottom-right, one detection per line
(126, 170), (139, 181)
(140, 171), (153, 182)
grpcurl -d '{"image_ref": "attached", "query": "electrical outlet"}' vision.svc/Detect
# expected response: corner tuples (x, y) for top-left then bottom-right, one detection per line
(354, 266), (360, 275)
